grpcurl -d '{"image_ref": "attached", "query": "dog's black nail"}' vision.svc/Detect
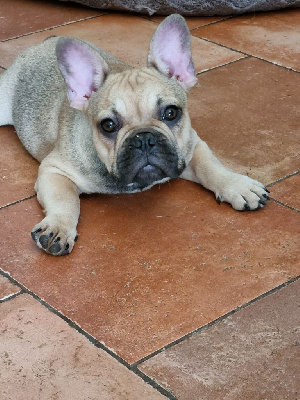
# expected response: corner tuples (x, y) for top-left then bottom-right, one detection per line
(265, 188), (270, 193)
(39, 235), (49, 249)
(49, 243), (61, 254)
(259, 199), (266, 205)
(74, 235), (78, 242)
(31, 228), (42, 241)
(31, 232), (37, 241)
(216, 196), (221, 205)
(60, 243), (70, 256)
(263, 194), (270, 200)
(244, 203), (251, 211)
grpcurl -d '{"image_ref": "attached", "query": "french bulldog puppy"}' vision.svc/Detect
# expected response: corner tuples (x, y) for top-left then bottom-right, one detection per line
(0, 14), (269, 256)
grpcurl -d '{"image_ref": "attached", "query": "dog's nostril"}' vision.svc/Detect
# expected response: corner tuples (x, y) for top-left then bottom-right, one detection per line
(131, 132), (157, 150)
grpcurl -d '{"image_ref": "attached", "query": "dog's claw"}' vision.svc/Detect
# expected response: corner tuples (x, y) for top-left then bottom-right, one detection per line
(244, 203), (251, 211)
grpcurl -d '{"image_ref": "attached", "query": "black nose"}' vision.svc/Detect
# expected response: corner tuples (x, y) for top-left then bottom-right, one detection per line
(129, 132), (157, 151)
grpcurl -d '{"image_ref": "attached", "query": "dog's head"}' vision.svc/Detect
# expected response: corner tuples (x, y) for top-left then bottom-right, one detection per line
(56, 15), (198, 190)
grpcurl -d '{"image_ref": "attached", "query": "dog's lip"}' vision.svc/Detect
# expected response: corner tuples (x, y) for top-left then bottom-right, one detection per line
(130, 161), (163, 182)
(131, 163), (165, 186)
(134, 162), (162, 177)
(142, 164), (156, 171)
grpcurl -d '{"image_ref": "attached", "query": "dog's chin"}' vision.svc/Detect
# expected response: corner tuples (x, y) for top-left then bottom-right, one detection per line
(132, 164), (167, 188)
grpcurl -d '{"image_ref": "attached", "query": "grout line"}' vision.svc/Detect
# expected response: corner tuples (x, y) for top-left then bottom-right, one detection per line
(131, 368), (177, 399)
(269, 198), (300, 214)
(266, 170), (300, 213)
(0, 267), (175, 399)
(133, 275), (300, 368)
(142, 15), (233, 30)
(266, 170), (300, 187)
(0, 13), (107, 43)
(196, 55), (249, 75)
(0, 289), (24, 303)
(191, 34), (300, 73)
(190, 16), (234, 30)
(0, 194), (37, 210)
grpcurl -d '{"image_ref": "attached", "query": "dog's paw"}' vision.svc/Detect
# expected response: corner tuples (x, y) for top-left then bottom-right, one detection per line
(215, 173), (270, 211)
(31, 216), (78, 256)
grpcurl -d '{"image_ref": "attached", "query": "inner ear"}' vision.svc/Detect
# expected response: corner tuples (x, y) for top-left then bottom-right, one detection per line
(56, 37), (109, 111)
(148, 14), (197, 91)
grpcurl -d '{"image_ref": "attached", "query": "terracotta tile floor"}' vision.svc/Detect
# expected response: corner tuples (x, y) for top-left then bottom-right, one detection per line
(0, 2), (299, 399)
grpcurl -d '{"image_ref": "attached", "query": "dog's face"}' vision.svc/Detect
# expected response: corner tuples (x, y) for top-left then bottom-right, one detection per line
(56, 15), (197, 190)
(89, 67), (193, 189)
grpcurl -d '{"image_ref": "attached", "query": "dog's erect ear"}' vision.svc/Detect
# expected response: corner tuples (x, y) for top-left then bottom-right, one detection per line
(148, 14), (197, 91)
(56, 38), (109, 111)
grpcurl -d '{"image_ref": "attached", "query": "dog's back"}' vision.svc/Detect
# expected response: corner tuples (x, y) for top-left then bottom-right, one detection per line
(0, 38), (66, 160)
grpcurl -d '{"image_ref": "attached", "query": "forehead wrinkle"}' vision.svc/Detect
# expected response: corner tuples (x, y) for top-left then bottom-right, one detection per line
(104, 68), (180, 123)
(113, 97), (127, 117)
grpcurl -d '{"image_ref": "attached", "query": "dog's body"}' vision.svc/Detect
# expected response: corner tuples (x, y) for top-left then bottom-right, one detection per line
(0, 15), (269, 255)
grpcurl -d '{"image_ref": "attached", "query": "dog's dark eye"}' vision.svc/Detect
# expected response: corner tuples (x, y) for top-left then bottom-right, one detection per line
(98, 118), (119, 138)
(100, 118), (117, 133)
(163, 106), (179, 121)
(161, 105), (181, 124)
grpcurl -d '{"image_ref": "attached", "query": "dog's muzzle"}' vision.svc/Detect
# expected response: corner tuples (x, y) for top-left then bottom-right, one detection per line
(116, 128), (184, 189)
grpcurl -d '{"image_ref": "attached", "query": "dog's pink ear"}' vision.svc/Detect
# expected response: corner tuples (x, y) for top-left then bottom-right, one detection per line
(148, 14), (197, 91)
(56, 38), (109, 111)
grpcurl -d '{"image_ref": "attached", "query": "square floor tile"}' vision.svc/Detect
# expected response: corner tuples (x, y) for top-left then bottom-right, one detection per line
(190, 58), (300, 184)
(0, 180), (299, 363)
(139, 279), (300, 400)
(0, 13), (244, 73)
(270, 173), (300, 211)
(193, 9), (300, 71)
(0, 126), (38, 208)
(0, 0), (102, 41)
(0, 294), (165, 399)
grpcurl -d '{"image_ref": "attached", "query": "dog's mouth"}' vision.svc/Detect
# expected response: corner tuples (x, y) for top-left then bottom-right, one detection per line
(132, 163), (167, 187)
(116, 129), (184, 189)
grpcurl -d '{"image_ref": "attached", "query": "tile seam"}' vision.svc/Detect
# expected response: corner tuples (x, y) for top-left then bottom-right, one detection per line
(266, 170), (300, 213)
(190, 35), (300, 73)
(190, 16), (235, 31)
(133, 275), (300, 368)
(196, 55), (248, 75)
(269, 198), (300, 214)
(0, 267), (175, 399)
(0, 289), (24, 303)
(0, 194), (37, 211)
(0, 13), (108, 43)
(266, 170), (300, 187)
(142, 15), (233, 30)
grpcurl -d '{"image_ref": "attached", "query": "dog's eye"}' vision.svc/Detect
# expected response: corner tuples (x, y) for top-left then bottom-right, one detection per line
(100, 118), (117, 133)
(161, 105), (181, 123)
(98, 118), (119, 138)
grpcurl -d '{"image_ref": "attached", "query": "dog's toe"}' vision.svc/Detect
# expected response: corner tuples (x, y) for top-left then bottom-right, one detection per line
(216, 174), (270, 211)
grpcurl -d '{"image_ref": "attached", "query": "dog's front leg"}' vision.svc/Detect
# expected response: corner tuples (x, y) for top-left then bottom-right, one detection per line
(181, 136), (269, 211)
(31, 166), (80, 255)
